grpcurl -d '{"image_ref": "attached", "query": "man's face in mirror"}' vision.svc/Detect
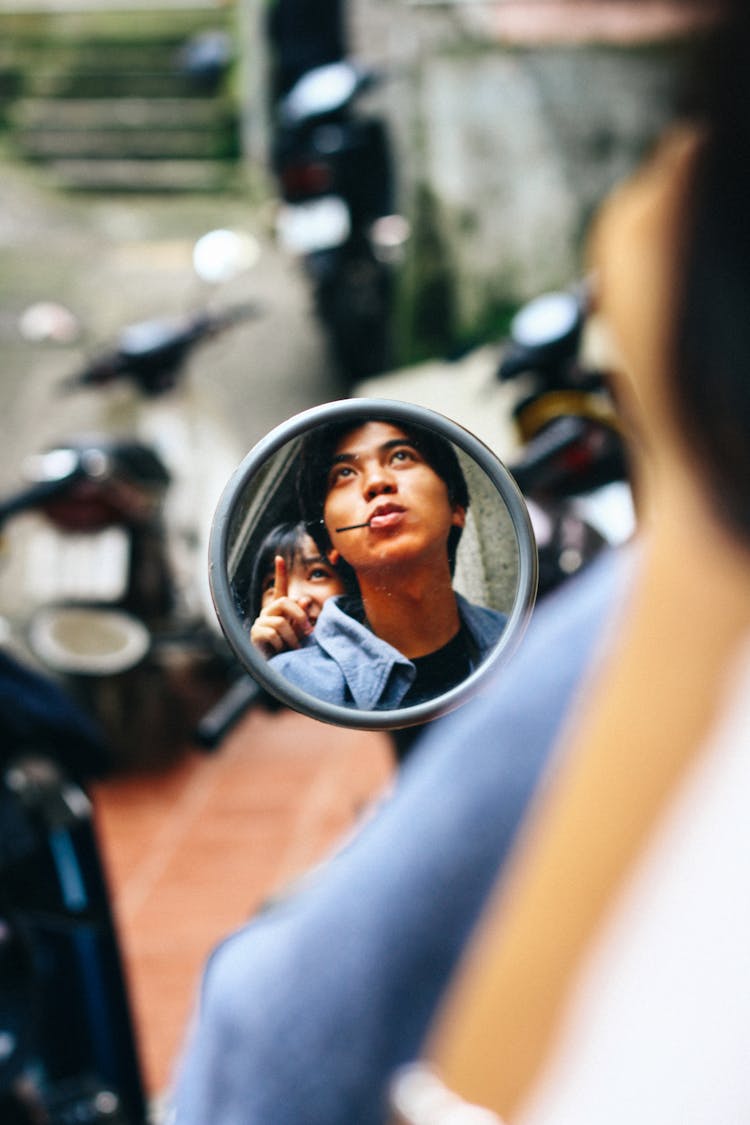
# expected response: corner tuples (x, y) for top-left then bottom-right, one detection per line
(322, 422), (466, 579)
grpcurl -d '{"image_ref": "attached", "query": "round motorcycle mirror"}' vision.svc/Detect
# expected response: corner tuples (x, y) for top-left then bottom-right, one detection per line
(510, 290), (581, 350)
(209, 400), (538, 731)
(280, 61), (362, 124)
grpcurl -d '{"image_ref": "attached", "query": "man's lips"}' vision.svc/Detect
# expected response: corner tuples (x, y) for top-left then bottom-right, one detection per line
(334, 504), (407, 532)
(368, 503), (406, 529)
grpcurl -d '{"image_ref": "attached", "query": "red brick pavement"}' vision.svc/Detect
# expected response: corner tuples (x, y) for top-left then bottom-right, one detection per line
(91, 706), (394, 1098)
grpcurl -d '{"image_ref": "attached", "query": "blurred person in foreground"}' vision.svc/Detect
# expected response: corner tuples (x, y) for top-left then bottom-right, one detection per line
(170, 464), (625, 1123)
(171, 546), (622, 1125)
(391, 5), (750, 1124)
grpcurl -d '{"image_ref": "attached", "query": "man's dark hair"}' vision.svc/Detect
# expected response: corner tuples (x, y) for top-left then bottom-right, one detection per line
(295, 417), (470, 575)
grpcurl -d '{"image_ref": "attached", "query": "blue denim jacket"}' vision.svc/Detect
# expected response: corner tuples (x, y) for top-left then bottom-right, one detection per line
(269, 593), (507, 710)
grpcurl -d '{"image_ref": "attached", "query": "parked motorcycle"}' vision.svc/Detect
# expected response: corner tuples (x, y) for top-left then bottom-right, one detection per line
(354, 283), (635, 597)
(0, 239), (262, 770)
(271, 58), (409, 387)
(0, 649), (147, 1124)
(499, 287), (635, 594)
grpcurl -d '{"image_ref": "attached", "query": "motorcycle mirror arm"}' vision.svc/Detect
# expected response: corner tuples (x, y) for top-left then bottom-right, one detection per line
(0, 475), (83, 529)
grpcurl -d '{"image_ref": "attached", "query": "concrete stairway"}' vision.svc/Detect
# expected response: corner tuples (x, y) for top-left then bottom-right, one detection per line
(0, 4), (242, 192)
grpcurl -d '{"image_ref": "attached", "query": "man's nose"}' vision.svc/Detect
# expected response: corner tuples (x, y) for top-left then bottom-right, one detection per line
(362, 462), (396, 499)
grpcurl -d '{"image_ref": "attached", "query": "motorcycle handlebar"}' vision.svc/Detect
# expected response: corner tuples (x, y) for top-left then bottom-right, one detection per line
(0, 476), (80, 528)
(61, 302), (264, 393)
(496, 343), (536, 382)
(194, 674), (266, 750)
(508, 414), (592, 494)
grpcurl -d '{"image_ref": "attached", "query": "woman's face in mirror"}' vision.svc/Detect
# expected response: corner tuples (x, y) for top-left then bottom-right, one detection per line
(258, 531), (345, 628)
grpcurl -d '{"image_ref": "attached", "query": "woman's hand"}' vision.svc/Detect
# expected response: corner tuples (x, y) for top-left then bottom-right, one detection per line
(250, 555), (314, 658)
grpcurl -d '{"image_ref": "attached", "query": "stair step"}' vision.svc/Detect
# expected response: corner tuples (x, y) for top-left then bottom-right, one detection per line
(0, 7), (231, 43)
(12, 95), (235, 128)
(17, 128), (237, 160)
(0, 5), (241, 191)
(30, 70), (216, 99)
(0, 39), (196, 67)
(0, 31), (233, 85)
(45, 156), (236, 192)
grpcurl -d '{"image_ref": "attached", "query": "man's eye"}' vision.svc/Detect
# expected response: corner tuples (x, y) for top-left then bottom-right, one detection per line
(390, 447), (418, 464)
(329, 464), (355, 484)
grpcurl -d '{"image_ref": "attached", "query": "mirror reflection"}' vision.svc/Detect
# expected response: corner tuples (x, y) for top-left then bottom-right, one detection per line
(213, 401), (536, 728)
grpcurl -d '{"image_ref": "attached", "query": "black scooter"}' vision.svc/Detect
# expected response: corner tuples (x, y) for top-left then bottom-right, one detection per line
(0, 301), (260, 769)
(270, 58), (408, 386)
(500, 287), (635, 595)
(0, 650), (147, 1124)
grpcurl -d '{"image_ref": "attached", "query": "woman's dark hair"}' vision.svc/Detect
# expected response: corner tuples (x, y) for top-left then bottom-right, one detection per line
(250, 521), (307, 619)
(671, 2), (750, 540)
(295, 417), (470, 574)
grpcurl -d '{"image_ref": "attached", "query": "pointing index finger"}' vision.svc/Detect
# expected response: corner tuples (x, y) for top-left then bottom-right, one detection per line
(273, 554), (288, 600)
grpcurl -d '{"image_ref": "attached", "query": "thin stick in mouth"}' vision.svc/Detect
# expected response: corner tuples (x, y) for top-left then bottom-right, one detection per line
(335, 521), (371, 532)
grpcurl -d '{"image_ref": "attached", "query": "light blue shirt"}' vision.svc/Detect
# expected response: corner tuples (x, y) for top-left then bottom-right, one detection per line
(269, 592), (507, 709)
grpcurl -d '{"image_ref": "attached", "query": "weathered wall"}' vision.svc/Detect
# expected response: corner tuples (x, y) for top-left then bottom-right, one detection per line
(347, 1), (704, 357)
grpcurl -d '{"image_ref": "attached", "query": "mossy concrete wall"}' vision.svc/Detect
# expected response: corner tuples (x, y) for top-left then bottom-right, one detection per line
(346, 1), (699, 360)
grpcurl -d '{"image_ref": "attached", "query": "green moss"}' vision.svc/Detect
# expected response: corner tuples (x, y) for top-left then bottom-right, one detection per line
(394, 182), (457, 364)
(392, 183), (520, 364)
(451, 299), (517, 357)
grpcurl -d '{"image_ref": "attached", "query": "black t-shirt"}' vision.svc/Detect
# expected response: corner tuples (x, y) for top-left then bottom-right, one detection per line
(399, 627), (474, 707)
(338, 598), (477, 761)
(340, 597), (477, 708)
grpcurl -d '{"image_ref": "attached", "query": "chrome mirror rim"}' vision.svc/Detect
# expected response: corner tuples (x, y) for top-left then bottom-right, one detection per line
(209, 398), (538, 731)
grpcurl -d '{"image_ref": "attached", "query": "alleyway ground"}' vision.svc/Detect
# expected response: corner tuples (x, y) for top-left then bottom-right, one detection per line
(0, 156), (394, 1102)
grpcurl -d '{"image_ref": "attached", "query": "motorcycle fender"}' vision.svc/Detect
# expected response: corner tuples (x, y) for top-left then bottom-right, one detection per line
(275, 195), (351, 255)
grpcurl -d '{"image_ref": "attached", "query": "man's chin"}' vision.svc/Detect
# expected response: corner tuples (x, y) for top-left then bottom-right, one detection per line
(348, 539), (449, 576)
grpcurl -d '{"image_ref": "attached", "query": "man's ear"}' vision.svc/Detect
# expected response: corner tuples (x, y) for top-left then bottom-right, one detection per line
(451, 505), (467, 529)
(326, 548), (341, 566)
